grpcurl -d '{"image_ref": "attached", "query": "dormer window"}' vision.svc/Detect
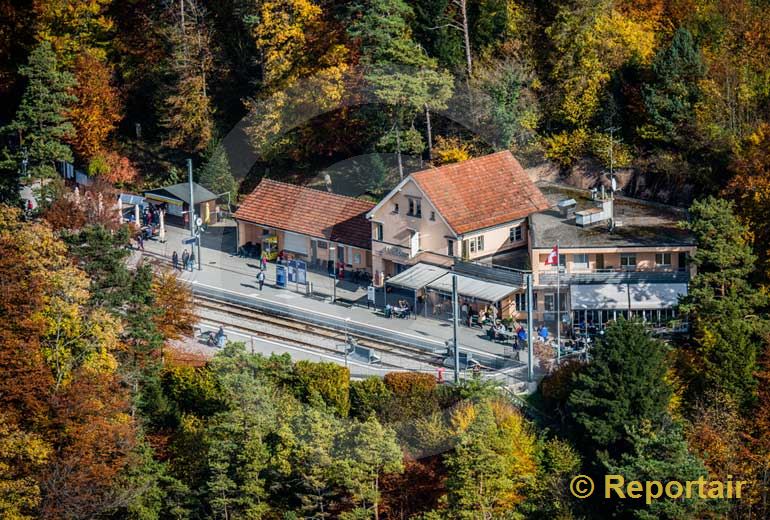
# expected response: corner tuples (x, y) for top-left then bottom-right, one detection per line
(393, 203), (399, 214)
(407, 197), (422, 218)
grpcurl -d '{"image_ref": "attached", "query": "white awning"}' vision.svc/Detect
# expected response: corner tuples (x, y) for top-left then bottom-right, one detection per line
(428, 273), (516, 303)
(571, 282), (688, 310)
(629, 282), (687, 309)
(386, 263), (449, 291)
(571, 284), (629, 310)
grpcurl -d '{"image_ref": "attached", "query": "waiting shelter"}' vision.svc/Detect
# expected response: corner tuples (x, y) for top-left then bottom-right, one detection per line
(144, 182), (219, 226)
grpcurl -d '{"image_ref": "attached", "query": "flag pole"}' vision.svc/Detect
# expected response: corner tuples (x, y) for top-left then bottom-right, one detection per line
(556, 241), (561, 365)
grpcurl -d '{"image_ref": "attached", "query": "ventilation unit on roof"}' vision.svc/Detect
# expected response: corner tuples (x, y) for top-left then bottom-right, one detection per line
(557, 198), (577, 218)
(575, 199), (614, 227)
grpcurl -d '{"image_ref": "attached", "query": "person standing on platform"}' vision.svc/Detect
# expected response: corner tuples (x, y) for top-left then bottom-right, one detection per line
(172, 251), (179, 271)
(182, 249), (190, 271)
(257, 269), (266, 291)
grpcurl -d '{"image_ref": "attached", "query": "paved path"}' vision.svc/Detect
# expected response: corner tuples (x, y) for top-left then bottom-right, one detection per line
(137, 222), (528, 365)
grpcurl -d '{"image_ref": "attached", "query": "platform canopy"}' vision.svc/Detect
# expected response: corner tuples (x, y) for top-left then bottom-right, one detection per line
(427, 272), (516, 303)
(386, 263), (449, 291)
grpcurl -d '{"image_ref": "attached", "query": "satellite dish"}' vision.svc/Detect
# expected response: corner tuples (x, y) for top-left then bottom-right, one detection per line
(195, 217), (203, 227)
(611, 177), (617, 192)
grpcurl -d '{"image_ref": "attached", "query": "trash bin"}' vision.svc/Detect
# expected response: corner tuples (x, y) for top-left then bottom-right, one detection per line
(306, 281), (313, 295)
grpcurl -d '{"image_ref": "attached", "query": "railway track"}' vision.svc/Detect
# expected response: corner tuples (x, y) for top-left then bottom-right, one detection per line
(194, 294), (446, 369)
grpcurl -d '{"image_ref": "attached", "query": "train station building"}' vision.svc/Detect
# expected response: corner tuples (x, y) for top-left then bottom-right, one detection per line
(234, 179), (375, 277)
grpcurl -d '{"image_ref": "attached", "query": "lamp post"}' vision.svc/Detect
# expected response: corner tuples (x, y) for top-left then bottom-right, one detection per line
(329, 245), (337, 303)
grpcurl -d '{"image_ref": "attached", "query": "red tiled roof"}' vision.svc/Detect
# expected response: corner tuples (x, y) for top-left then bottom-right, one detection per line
(411, 151), (551, 235)
(234, 179), (375, 249)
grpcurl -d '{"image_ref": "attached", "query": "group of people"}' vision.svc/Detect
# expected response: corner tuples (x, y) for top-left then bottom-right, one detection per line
(385, 299), (411, 319)
(172, 249), (196, 271)
(486, 320), (530, 349)
(462, 302), (498, 327)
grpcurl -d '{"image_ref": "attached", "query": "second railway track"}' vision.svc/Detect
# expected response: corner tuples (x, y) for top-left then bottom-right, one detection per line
(194, 294), (446, 369)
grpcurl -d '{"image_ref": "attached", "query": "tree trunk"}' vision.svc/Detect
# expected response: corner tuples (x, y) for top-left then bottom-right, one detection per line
(458, 0), (472, 78)
(396, 124), (404, 180)
(425, 104), (433, 164)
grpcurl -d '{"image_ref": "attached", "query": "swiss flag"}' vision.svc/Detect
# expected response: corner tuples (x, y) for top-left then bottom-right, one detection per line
(545, 245), (559, 265)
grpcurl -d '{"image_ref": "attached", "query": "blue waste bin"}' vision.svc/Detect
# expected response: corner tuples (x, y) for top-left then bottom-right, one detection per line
(276, 264), (287, 288)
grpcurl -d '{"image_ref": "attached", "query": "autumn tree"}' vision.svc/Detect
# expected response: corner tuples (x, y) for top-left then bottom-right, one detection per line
(151, 270), (198, 342)
(68, 50), (122, 161)
(244, 0), (351, 161)
(440, 399), (537, 518)
(87, 151), (139, 186)
(161, 0), (214, 153)
(33, 0), (114, 65)
(336, 415), (404, 520)
(543, 0), (655, 165)
(725, 123), (770, 281)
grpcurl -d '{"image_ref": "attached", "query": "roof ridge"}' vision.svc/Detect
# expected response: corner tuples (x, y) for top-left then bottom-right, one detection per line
(410, 150), (513, 178)
(259, 178), (375, 207)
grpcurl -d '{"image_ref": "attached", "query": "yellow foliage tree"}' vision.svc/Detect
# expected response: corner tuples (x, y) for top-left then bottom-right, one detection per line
(547, 0), (656, 130)
(33, 0), (114, 65)
(431, 136), (473, 166)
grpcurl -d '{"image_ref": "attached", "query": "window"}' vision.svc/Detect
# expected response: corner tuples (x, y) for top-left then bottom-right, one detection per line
(430, 211), (435, 221)
(353, 252), (362, 264)
(393, 202), (399, 213)
(655, 252), (671, 267)
(544, 294), (555, 312)
(678, 252), (687, 272)
(510, 225), (523, 242)
(407, 198), (422, 217)
(595, 253), (605, 270)
(515, 293), (527, 312)
(573, 253), (589, 270)
(374, 222), (383, 241)
(447, 239), (454, 256)
(620, 253), (637, 270)
(464, 236), (484, 255)
(532, 292), (538, 310)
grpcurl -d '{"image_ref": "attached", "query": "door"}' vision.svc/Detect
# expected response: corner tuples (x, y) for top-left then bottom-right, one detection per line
(410, 231), (419, 257)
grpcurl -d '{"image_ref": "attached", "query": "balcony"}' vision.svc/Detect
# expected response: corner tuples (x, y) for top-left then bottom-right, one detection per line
(539, 268), (690, 286)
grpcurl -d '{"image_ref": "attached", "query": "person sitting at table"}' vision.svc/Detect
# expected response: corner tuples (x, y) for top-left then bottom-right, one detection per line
(486, 325), (496, 341)
(538, 324), (549, 342)
(493, 321), (507, 342)
(517, 326), (527, 349)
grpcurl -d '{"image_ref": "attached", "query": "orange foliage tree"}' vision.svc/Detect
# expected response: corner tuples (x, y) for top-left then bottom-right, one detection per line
(725, 124), (770, 280)
(151, 270), (198, 342)
(68, 50), (122, 161)
(87, 150), (138, 185)
(0, 206), (137, 519)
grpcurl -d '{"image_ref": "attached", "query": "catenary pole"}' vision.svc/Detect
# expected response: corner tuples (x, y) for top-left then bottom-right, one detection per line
(452, 273), (460, 383)
(526, 273), (534, 382)
(556, 241), (561, 364)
